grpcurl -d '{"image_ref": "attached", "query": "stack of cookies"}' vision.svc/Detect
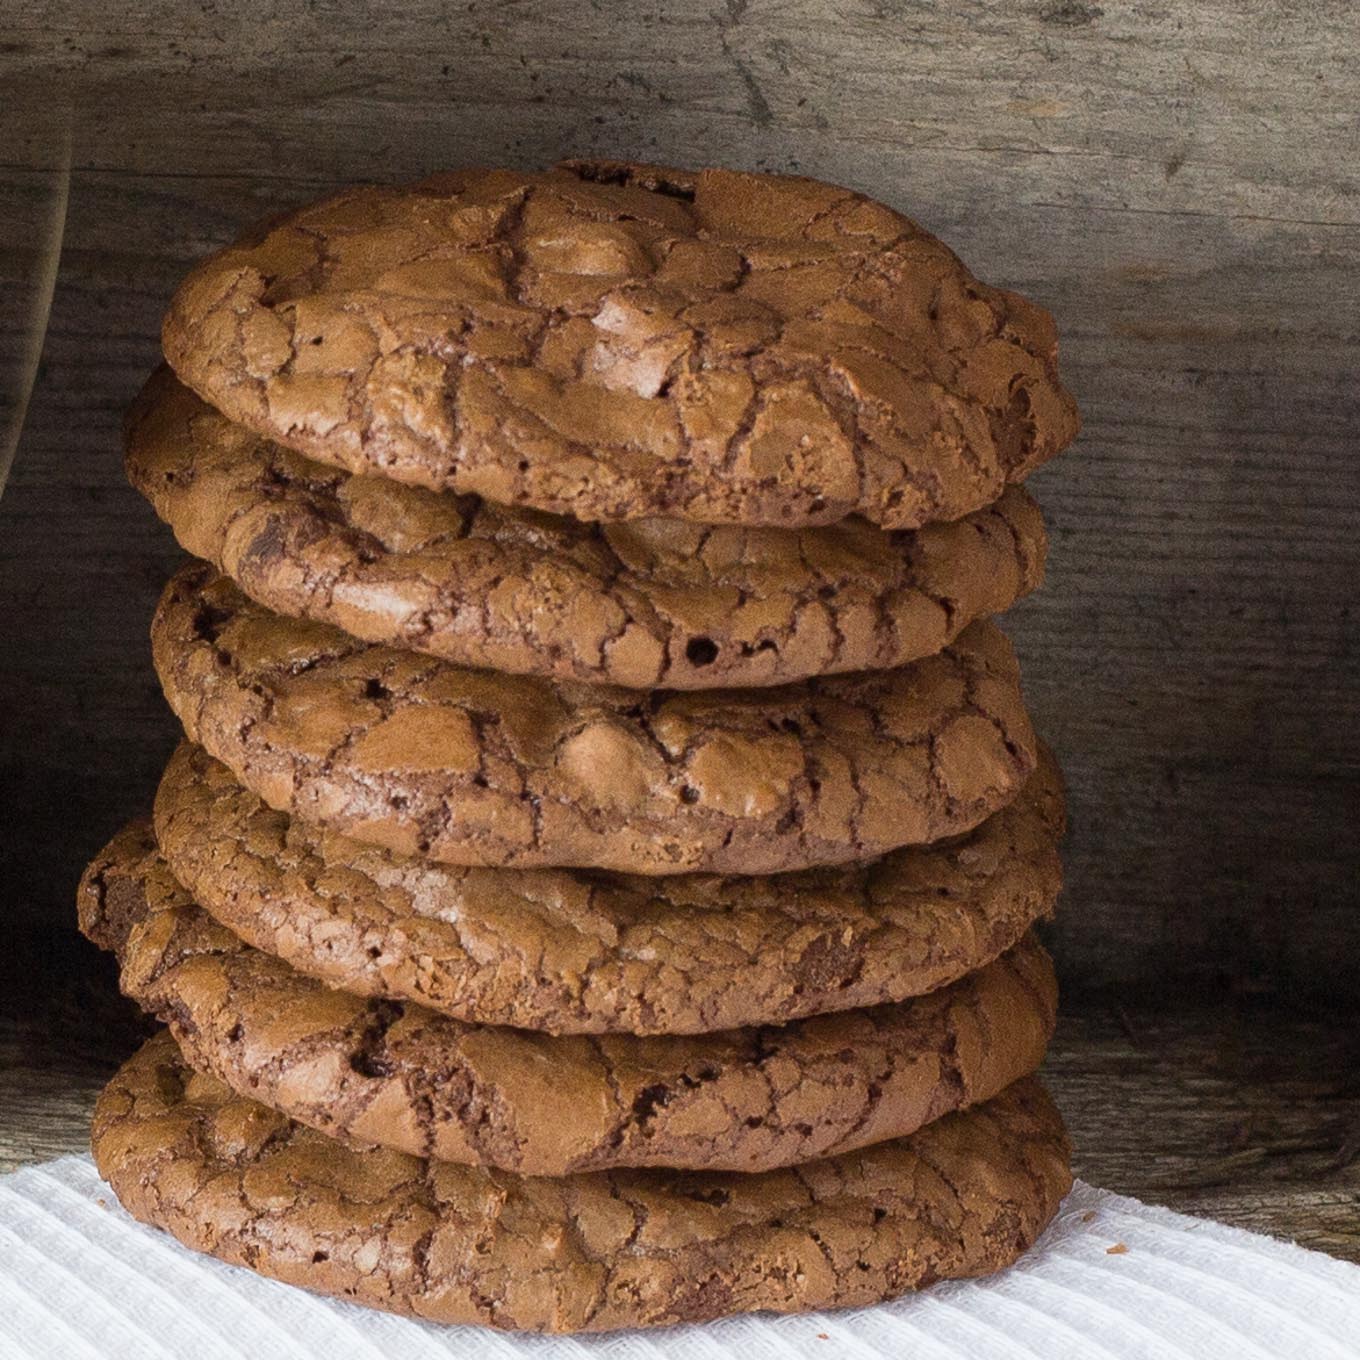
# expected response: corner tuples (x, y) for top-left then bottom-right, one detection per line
(80, 161), (1080, 1334)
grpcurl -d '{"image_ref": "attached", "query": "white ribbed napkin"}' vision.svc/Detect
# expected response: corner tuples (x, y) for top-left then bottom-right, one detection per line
(0, 1157), (1356, 1358)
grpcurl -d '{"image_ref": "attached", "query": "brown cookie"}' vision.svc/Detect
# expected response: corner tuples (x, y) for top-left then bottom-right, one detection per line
(151, 564), (1038, 874)
(154, 742), (1064, 1035)
(79, 821), (1057, 1176)
(126, 368), (1048, 690)
(162, 161), (1078, 530)
(93, 1033), (1071, 1331)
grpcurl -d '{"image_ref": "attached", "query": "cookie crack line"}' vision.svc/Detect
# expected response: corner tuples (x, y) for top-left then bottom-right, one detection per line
(161, 160), (1078, 531)
(150, 563), (1039, 875)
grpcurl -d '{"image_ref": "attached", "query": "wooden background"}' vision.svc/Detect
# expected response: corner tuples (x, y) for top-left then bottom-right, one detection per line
(3, 0), (1358, 1005)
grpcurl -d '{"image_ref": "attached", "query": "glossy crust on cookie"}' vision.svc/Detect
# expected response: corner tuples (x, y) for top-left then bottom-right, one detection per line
(92, 1034), (1072, 1332)
(80, 823), (1057, 1175)
(151, 564), (1038, 874)
(163, 161), (1078, 529)
(152, 741), (1064, 1034)
(127, 368), (1047, 690)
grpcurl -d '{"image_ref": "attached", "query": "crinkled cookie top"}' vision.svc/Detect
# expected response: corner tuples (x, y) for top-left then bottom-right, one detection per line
(163, 159), (1078, 528)
(79, 820), (1057, 1176)
(151, 563), (1038, 874)
(151, 742), (1064, 1035)
(92, 1033), (1071, 1332)
(126, 368), (1047, 689)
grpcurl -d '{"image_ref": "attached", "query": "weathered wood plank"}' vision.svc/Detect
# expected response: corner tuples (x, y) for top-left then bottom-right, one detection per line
(1, 1), (1357, 998)
(3, 2), (1358, 220)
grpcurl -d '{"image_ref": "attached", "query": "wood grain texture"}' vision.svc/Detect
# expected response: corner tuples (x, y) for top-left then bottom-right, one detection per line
(1, 1), (1357, 997)
(4, 936), (1355, 1260)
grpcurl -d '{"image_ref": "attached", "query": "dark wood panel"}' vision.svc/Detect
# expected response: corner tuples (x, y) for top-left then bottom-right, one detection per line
(1, 0), (1357, 1000)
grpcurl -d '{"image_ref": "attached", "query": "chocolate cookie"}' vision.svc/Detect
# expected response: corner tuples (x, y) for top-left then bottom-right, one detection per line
(154, 742), (1064, 1035)
(151, 564), (1038, 874)
(126, 368), (1048, 690)
(93, 1033), (1071, 1331)
(162, 161), (1078, 530)
(79, 822), (1057, 1175)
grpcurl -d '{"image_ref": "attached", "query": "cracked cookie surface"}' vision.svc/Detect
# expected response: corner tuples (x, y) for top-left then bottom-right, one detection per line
(153, 742), (1064, 1035)
(151, 564), (1038, 874)
(127, 368), (1048, 690)
(80, 821), (1056, 1175)
(92, 1033), (1071, 1331)
(162, 160), (1078, 529)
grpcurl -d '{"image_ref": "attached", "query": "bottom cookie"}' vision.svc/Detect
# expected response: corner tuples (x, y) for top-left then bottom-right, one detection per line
(93, 1033), (1071, 1334)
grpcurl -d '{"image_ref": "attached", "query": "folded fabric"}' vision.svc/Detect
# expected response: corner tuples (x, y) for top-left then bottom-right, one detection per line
(0, 1158), (1355, 1358)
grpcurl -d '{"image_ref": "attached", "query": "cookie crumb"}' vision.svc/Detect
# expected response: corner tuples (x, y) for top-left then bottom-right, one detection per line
(1107, 1242), (1128, 1255)
(817, 1334), (830, 1341)
(1081, 1210), (1096, 1222)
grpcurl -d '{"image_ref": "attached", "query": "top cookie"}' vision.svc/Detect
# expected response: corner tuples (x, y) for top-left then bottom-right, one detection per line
(163, 160), (1078, 528)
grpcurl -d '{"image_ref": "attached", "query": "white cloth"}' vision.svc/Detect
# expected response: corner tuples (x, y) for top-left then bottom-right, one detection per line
(0, 1157), (1356, 1358)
